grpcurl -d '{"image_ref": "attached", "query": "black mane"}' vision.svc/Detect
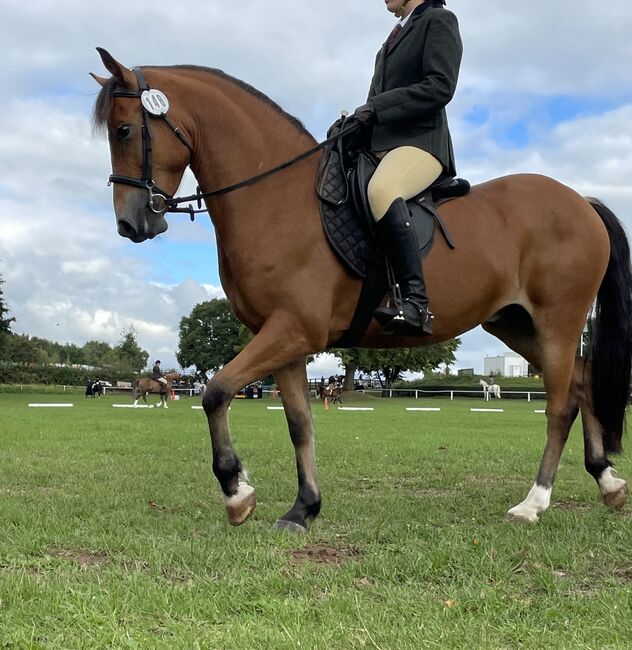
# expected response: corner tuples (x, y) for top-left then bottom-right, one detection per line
(92, 65), (312, 139)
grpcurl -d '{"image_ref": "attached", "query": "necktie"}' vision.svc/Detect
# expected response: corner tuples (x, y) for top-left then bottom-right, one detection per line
(386, 24), (403, 52)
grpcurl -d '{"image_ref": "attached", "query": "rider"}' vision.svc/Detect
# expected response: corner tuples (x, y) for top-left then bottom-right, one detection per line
(152, 360), (168, 391)
(350, 0), (462, 336)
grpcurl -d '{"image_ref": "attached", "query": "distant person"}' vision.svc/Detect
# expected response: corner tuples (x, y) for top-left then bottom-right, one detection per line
(152, 360), (168, 389)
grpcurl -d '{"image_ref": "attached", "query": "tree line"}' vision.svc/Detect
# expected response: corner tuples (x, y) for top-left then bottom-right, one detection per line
(0, 274), (148, 374)
(1, 272), (461, 388)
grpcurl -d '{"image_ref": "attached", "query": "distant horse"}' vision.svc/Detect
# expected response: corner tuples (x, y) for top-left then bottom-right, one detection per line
(480, 379), (501, 400)
(85, 380), (102, 398)
(133, 372), (181, 408)
(317, 383), (342, 408)
(93, 50), (631, 530)
(325, 384), (342, 405)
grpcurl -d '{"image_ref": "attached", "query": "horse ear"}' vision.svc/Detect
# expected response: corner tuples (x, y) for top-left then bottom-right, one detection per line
(96, 47), (136, 88)
(89, 72), (108, 87)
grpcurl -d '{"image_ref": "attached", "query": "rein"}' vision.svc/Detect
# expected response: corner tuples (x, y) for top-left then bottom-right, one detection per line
(108, 68), (361, 221)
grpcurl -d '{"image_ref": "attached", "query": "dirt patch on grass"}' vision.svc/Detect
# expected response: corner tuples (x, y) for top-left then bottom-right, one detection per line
(47, 548), (110, 568)
(552, 500), (593, 511)
(290, 543), (362, 566)
(160, 566), (196, 584)
(613, 566), (632, 582)
(148, 500), (180, 514)
(359, 476), (454, 498)
(410, 488), (454, 497)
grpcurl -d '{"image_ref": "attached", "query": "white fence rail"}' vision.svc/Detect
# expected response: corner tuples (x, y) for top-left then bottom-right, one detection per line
(358, 388), (546, 402)
(4, 384), (546, 402)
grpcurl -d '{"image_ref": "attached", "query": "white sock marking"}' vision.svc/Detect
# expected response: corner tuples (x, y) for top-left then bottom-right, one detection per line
(224, 480), (254, 507)
(507, 483), (551, 522)
(598, 466), (626, 496)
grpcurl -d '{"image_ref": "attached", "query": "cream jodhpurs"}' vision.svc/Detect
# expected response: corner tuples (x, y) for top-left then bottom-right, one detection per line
(367, 146), (442, 221)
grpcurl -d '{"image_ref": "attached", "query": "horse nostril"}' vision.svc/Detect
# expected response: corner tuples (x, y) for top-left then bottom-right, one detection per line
(117, 219), (136, 239)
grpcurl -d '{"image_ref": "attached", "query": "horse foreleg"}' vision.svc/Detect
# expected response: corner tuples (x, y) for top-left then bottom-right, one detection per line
(203, 317), (317, 527)
(273, 358), (321, 533)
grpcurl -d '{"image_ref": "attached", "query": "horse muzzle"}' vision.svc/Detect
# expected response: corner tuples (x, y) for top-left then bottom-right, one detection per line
(115, 190), (169, 242)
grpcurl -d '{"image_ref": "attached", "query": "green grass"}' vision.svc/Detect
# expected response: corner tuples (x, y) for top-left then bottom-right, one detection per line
(0, 393), (630, 649)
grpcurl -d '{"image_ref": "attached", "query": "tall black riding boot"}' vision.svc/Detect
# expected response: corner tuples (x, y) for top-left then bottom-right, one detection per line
(373, 197), (433, 336)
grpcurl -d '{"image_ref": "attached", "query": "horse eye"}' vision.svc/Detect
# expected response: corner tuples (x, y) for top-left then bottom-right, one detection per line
(116, 125), (131, 141)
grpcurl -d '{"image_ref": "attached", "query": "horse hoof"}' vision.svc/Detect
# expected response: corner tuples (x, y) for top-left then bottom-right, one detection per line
(603, 483), (629, 510)
(505, 507), (539, 524)
(226, 488), (256, 526)
(273, 519), (308, 534)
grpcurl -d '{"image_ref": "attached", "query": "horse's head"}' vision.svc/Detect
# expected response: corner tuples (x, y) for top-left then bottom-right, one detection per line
(91, 49), (192, 242)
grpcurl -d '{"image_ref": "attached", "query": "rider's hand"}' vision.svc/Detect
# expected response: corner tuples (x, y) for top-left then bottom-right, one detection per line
(351, 102), (376, 126)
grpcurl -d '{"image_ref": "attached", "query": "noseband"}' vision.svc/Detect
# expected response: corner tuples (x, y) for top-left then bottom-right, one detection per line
(107, 68), (362, 221)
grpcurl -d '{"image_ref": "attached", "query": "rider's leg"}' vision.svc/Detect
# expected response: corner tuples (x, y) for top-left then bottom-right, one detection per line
(368, 147), (442, 336)
(156, 378), (168, 407)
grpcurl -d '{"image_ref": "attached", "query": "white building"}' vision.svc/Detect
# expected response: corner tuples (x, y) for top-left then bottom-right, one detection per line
(483, 353), (529, 378)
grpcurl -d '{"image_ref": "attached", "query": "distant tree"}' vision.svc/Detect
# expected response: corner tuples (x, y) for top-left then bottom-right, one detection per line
(117, 327), (149, 372)
(5, 334), (49, 365)
(0, 274), (15, 360)
(59, 342), (84, 366)
(177, 299), (242, 376)
(82, 340), (113, 367)
(99, 327), (148, 372)
(29, 337), (62, 364)
(331, 339), (460, 389)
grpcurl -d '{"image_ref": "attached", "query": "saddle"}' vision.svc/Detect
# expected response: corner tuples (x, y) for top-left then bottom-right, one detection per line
(317, 118), (470, 346)
(152, 378), (168, 394)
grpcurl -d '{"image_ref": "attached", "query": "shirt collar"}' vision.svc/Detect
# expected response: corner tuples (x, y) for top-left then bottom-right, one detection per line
(399, 2), (431, 27)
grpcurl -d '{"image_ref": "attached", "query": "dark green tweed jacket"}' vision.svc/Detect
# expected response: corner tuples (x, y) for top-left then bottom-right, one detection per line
(367, 6), (463, 177)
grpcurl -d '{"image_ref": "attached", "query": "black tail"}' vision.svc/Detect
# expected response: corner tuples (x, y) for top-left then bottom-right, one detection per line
(587, 199), (632, 453)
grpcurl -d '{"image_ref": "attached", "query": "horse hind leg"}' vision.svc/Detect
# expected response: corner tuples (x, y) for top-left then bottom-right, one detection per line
(576, 359), (628, 509)
(483, 306), (579, 523)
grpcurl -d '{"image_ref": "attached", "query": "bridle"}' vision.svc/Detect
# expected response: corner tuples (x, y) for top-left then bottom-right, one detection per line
(109, 68), (195, 217)
(107, 67), (361, 221)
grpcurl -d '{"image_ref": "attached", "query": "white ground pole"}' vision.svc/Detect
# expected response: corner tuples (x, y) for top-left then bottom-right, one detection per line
(113, 404), (151, 408)
(28, 403), (74, 408)
(338, 407), (374, 411)
(470, 408), (504, 413)
(406, 408), (441, 412)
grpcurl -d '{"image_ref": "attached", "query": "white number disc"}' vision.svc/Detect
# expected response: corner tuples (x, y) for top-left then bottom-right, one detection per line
(141, 89), (170, 116)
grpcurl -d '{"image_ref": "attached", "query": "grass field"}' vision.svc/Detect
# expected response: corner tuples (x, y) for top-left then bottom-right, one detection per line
(0, 392), (631, 649)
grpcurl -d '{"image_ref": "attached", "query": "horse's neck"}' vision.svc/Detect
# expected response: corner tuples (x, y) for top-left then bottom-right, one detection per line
(186, 74), (316, 227)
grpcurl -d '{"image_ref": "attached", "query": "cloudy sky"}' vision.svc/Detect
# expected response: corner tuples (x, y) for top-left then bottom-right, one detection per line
(1, 0), (631, 378)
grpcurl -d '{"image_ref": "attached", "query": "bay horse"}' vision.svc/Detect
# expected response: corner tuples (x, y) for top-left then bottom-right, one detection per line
(316, 382), (343, 409)
(92, 49), (631, 531)
(133, 372), (181, 409)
